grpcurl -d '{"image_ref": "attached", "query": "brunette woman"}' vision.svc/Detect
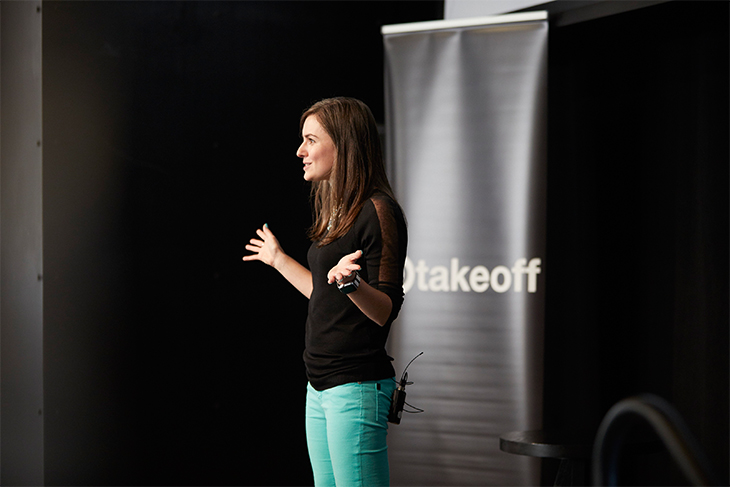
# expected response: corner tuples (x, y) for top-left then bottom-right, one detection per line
(243, 97), (407, 486)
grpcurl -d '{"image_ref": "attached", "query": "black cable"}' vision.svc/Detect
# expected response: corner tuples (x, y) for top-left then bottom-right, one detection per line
(403, 401), (424, 414)
(400, 351), (424, 381)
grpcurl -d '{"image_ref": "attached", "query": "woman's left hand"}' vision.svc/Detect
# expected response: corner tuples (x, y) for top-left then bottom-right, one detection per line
(327, 250), (363, 285)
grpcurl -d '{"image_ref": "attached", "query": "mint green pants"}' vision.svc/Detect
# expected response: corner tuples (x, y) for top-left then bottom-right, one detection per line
(305, 379), (396, 487)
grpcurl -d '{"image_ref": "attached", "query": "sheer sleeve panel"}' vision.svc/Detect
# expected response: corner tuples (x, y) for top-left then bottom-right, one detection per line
(368, 194), (408, 325)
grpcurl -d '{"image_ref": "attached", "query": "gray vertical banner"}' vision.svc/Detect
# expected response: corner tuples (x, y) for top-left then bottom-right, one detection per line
(383, 14), (547, 486)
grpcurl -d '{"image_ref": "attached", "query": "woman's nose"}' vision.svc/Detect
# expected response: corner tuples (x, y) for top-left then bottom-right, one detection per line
(296, 142), (306, 158)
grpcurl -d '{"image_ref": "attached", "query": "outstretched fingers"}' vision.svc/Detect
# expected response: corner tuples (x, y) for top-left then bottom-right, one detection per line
(242, 224), (282, 268)
(242, 225), (268, 262)
(243, 240), (261, 258)
(327, 250), (363, 284)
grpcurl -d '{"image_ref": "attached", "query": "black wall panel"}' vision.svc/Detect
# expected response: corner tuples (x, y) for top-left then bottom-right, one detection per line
(41, 2), (443, 485)
(544, 2), (729, 484)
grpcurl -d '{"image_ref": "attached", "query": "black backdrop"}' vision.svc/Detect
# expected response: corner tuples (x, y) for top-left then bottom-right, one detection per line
(543, 2), (728, 485)
(42, 2), (443, 485)
(40, 1), (728, 486)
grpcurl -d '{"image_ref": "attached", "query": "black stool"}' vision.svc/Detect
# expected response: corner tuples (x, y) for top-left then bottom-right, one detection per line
(499, 430), (592, 486)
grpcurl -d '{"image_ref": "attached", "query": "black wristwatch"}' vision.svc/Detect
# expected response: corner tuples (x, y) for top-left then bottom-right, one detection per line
(337, 272), (361, 295)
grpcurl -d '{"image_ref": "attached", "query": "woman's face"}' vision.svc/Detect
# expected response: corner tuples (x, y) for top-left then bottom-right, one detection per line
(297, 115), (336, 182)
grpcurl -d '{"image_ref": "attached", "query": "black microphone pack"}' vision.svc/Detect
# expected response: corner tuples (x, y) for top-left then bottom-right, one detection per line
(388, 352), (424, 424)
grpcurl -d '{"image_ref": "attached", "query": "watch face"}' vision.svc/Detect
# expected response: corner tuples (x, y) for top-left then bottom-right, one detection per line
(340, 282), (356, 294)
(338, 274), (360, 294)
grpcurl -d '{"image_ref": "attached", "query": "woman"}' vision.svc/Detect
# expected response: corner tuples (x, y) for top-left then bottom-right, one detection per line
(243, 97), (408, 486)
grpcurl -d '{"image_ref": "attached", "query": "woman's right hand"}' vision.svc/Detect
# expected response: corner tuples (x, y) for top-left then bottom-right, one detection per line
(243, 224), (284, 269)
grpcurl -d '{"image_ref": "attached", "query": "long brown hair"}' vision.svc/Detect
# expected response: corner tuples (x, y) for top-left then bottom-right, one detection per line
(301, 97), (397, 246)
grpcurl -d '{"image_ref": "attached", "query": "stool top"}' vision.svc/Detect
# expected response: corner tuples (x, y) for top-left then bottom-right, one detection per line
(499, 430), (593, 459)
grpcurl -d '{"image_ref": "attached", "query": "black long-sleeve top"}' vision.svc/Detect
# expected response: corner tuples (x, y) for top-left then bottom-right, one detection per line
(304, 193), (408, 391)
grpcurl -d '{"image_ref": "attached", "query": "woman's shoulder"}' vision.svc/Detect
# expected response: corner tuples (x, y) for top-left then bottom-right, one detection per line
(364, 192), (406, 227)
(368, 192), (401, 212)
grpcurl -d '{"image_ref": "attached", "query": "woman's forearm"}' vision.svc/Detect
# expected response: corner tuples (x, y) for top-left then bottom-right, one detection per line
(347, 281), (392, 327)
(275, 253), (313, 299)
